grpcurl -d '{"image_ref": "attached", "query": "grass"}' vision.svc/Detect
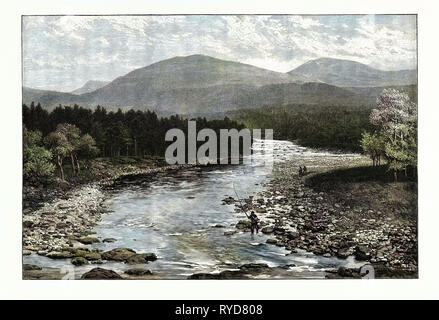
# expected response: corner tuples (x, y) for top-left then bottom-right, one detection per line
(305, 164), (418, 222)
(306, 164), (416, 186)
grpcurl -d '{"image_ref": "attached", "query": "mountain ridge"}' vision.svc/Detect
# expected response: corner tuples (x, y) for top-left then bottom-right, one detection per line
(22, 55), (416, 114)
(288, 57), (417, 87)
(70, 80), (110, 95)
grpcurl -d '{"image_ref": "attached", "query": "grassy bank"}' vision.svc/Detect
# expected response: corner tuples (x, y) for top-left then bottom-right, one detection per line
(305, 164), (418, 222)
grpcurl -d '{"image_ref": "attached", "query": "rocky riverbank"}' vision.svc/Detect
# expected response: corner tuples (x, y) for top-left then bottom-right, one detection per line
(22, 159), (194, 255)
(231, 153), (418, 278)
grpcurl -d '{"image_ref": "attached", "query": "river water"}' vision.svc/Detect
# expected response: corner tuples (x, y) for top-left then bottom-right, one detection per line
(25, 140), (363, 279)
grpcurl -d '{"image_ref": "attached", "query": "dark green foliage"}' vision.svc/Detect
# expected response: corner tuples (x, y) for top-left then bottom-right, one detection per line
(361, 132), (385, 166)
(232, 104), (375, 152)
(23, 127), (55, 183)
(306, 165), (416, 187)
(22, 103), (244, 162)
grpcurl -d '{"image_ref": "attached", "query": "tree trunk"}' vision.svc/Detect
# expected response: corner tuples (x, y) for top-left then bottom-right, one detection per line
(74, 154), (80, 174)
(57, 155), (64, 180)
(134, 137), (137, 157)
(394, 170), (397, 182)
(70, 153), (76, 176)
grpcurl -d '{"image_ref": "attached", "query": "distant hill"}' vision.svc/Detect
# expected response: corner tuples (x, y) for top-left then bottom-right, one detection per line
(23, 55), (401, 114)
(22, 87), (78, 108)
(70, 80), (109, 95)
(288, 58), (417, 87)
(346, 84), (418, 103)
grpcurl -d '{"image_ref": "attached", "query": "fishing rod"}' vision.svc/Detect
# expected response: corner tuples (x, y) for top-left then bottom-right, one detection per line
(233, 182), (250, 218)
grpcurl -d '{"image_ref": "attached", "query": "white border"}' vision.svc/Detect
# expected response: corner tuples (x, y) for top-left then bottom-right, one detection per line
(1, 0), (439, 300)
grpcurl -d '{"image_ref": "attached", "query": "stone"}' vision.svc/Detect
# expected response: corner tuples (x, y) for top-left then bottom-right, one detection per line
(101, 248), (136, 261)
(217, 270), (248, 279)
(23, 264), (42, 271)
(224, 230), (237, 236)
(125, 253), (157, 264)
(77, 236), (100, 245)
(124, 268), (152, 276)
(188, 273), (221, 279)
(103, 238), (117, 243)
(81, 268), (122, 280)
(261, 226), (274, 234)
(71, 257), (89, 266)
(239, 263), (269, 271)
(83, 252), (102, 261)
(354, 245), (371, 261)
(336, 248), (351, 259)
(222, 197), (235, 205)
(46, 251), (74, 259)
(235, 220), (251, 229)
(266, 239), (278, 245)
(23, 219), (35, 228)
(336, 267), (360, 278)
(22, 250), (32, 256)
(286, 231), (300, 240)
(62, 247), (90, 254)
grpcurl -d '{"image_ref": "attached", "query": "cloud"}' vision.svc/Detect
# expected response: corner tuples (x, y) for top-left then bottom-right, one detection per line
(22, 15), (417, 91)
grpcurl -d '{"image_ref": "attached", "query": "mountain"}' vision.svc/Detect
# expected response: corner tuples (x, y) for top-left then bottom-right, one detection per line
(70, 80), (109, 95)
(22, 87), (78, 107)
(288, 58), (417, 87)
(23, 55), (375, 114)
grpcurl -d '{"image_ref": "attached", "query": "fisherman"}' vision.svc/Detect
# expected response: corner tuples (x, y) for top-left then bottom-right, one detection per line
(303, 165), (307, 175)
(298, 166), (303, 176)
(249, 211), (259, 234)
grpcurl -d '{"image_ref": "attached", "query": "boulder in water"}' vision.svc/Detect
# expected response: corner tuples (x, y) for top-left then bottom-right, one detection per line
(261, 226), (274, 234)
(71, 257), (89, 266)
(81, 268), (122, 280)
(235, 219), (251, 229)
(77, 236), (100, 245)
(46, 251), (74, 259)
(126, 253), (157, 264)
(102, 248), (136, 261)
(124, 268), (152, 276)
(23, 264), (42, 271)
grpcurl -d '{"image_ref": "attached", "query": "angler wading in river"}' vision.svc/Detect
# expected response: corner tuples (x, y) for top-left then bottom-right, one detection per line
(249, 211), (260, 234)
(233, 183), (260, 235)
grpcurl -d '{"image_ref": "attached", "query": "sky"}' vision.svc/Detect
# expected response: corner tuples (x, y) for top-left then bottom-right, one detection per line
(22, 15), (417, 92)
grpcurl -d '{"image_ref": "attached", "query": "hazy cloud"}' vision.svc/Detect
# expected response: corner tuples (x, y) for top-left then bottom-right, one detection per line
(22, 15), (417, 91)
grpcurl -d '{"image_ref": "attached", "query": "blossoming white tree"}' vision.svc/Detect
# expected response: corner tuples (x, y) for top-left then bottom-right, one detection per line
(366, 89), (417, 181)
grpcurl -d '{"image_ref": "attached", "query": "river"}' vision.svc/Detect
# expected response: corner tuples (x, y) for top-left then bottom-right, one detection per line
(24, 140), (363, 279)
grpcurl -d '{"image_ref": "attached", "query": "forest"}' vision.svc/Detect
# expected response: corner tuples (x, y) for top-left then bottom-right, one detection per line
(232, 89), (418, 181)
(23, 87), (417, 185)
(231, 104), (375, 152)
(22, 103), (244, 183)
